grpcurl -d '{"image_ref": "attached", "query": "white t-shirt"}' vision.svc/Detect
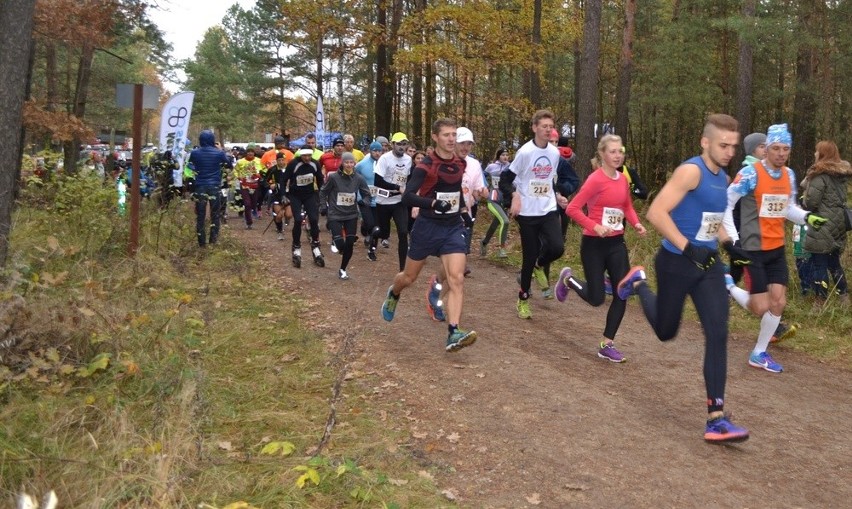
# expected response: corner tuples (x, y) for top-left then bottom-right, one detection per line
(462, 155), (487, 209)
(374, 151), (412, 205)
(508, 140), (560, 216)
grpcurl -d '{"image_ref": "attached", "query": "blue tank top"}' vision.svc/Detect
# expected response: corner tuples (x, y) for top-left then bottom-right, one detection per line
(662, 156), (729, 254)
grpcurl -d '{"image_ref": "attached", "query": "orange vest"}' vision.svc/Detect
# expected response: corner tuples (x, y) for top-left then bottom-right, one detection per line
(740, 161), (791, 251)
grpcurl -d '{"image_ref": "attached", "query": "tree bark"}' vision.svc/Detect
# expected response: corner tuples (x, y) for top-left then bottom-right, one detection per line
(576, 0), (602, 179)
(734, 0), (756, 169)
(0, 0), (37, 267)
(63, 43), (95, 173)
(529, 0), (542, 109)
(374, 1), (390, 136)
(613, 0), (635, 141)
(791, 0), (820, 177)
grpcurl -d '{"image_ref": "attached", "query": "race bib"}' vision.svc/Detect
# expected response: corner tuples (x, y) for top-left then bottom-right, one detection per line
(336, 192), (356, 206)
(602, 207), (625, 230)
(296, 174), (314, 186)
(695, 212), (723, 241)
(369, 185), (378, 197)
(529, 179), (551, 197)
(392, 170), (408, 186)
(792, 225), (802, 242)
(491, 175), (501, 189)
(759, 194), (788, 218)
(435, 191), (460, 214)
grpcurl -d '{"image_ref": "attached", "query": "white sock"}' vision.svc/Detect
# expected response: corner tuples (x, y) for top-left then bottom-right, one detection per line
(753, 311), (781, 355)
(729, 286), (750, 309)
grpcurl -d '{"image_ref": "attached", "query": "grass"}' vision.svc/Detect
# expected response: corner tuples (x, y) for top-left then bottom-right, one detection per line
(1, 175), (452, 508)
(474, 200), (851, 367)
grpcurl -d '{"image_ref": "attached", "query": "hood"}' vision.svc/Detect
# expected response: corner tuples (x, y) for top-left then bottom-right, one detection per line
(806, 159), (852, 179)
(199, 130), (216, 147)
(558, 146), (573, 159)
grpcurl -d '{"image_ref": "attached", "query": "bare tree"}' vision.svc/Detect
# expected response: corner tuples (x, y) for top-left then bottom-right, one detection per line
(0, 0), (37, 267)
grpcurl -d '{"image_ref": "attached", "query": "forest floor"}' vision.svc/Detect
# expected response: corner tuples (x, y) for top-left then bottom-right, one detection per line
(235, 220), (850, 509)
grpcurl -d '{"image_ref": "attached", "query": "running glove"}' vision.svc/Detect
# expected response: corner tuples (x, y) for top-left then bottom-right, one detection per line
(806, 213), (827, 230)
(682, 243), (718, 271)
(721, 240), (752, 267)
(433, 200), (452, 213)
(462, 212), (474, 229)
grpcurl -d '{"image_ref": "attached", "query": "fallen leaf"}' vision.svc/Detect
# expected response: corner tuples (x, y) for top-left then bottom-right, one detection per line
(280, 353), (300, 362)
(218, 441), (234, 451)
(526, 493), (541, 505)
(452, 364), (467, 369)
(451, 394), (465, 403)
(388, 478), (408, 486)
(47, 236), (60, 251)
(258, 312), (273, 318)
(412, 430), (428, 439)
(418, 470), (435, 482)
(78, 307), (96, 317)
(475, 372), (485, 378)
(447, 432), (460, 443)
(441, 489), (457, 501)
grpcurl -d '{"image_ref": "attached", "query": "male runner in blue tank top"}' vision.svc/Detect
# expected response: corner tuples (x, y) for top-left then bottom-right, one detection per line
(617, 113), (753, 443)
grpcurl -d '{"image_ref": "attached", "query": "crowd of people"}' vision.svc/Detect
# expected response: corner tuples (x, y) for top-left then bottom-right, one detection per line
(179, 110), (848, 444)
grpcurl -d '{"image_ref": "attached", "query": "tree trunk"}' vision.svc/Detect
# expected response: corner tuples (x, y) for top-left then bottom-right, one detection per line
(0, 0), (37, 267)
(63, 43), (95, 173)
(529, 0), (542, 109)
(791, 0), (819, 177)
(425, 61), (435, 142)
(337, 35), (345, 132)
(374, 2), (390, 136)
(734, 0), (756, 169)
(613, 0), (635, 140)
(576, 0), (602, 179)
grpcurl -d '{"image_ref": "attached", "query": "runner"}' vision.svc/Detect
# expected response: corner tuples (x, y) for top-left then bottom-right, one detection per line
(283, 147), (325, 268)
(555, 134), (647, 363)
(374, 132), (413, 270)
(233, 144), (266, 229)
(355, 141), (383, 261)
(380, 118), (477, 352)
(721, 123), (826, 373)
(480, 147), (511, 258)
(266, 152), (294, 240)
(498, 109), (564, 319)
(320, 152), (371, 279)
(617, 113), (752, 443)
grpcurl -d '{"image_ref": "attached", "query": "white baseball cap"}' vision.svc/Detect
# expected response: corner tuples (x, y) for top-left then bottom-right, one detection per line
(456, 127), (474, 143)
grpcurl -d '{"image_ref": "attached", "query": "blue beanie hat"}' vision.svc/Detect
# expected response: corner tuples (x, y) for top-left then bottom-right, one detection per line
(766, 123), (792, 147)
(369, 141), (382, 151)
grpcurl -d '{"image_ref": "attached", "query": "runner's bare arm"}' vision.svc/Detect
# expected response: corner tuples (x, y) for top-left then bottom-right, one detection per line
(646, 163), (701, 251)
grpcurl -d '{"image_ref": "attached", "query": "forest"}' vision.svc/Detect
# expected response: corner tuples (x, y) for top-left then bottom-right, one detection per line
(19, 0), (852, 186)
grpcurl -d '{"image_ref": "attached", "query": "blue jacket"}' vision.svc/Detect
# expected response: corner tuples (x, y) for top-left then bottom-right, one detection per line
(188, 130), (231, 187)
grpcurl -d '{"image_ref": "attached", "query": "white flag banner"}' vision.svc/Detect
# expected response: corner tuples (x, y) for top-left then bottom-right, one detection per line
(158, 91), (195, 167)
(315, 96), (325, 149)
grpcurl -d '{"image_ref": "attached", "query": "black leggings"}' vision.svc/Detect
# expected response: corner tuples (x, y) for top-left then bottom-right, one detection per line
(289, 192), (320, 247)
(516, 211), (564, 296)
(635, 248), (729, 413)
(565, 235), (630, 339)
(376, 202), (409, 270)
(330, 217), (358, 271)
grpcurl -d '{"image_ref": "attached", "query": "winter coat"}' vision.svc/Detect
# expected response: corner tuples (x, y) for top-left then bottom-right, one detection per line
(188, 131), (231, 187)
(802, 160), (851, 254)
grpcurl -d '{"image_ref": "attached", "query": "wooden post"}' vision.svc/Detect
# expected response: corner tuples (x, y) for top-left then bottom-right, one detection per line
(129, 83), (142, 256)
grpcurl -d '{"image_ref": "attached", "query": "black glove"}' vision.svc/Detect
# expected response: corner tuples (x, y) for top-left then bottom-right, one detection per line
(319, 206), (328, 216)
(721, 240), (752, 267)
(358, 199), (370, 208)
(433, 200), (452, 213)
(462, 212), (474, 229)
(682, 243), (718, 271)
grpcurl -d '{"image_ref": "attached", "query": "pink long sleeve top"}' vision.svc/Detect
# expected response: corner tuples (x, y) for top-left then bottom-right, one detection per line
(566, 168), (641, 237)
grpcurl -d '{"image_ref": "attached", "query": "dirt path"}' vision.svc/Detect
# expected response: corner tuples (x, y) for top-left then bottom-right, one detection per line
(234, 222), (850, 508)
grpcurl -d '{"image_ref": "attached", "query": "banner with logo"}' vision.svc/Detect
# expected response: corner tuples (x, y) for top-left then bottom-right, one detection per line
(158, 91), (195, 167)
(315, 95), (325, 149)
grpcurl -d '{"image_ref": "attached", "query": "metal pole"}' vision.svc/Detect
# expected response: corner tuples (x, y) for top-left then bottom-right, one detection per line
(129, 83), (142, 256)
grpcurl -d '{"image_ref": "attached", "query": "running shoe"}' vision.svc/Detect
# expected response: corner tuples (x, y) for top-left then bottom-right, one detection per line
(479, 241), (488, 257)
(517, 298), (531, 319)
(331, 242), (339, 254)
(382, 239), (390, 249)
(748, 351), (783, 373)
(339, 269), (349, 280)
(445, 329), (477, 352)
(704, 414), (749, 443)
(542, 288), (554, 299)
(532, 266), (549, 291)
(426, 274), (446, 322)
(597, 342), (626, 363)
(464, 266), (472, 277)
(381, 286), (399, 322)
(604, 275), (612, 296)
(497, 248), (508, 258)
(277, 232), (285, 241)
(555, 267), (573, 302)
(616, 266), (646, 300)
(770, 322), (797, 343)
(367, 249), (377, 262)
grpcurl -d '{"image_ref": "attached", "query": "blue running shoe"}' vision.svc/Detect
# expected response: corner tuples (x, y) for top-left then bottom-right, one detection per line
(748, 351), (783, 373)
(555, 267), (573, 302)
(604, 275), (613, 296)
(704, 414), (750, 443)
(426, 274), (446, 322)
(381, 285), (399, 322)
(616, 266), (646, 300)
(446, 329), (477, 352)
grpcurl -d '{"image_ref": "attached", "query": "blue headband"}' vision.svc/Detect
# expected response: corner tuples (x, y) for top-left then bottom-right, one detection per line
(766, 123), (792, 147)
